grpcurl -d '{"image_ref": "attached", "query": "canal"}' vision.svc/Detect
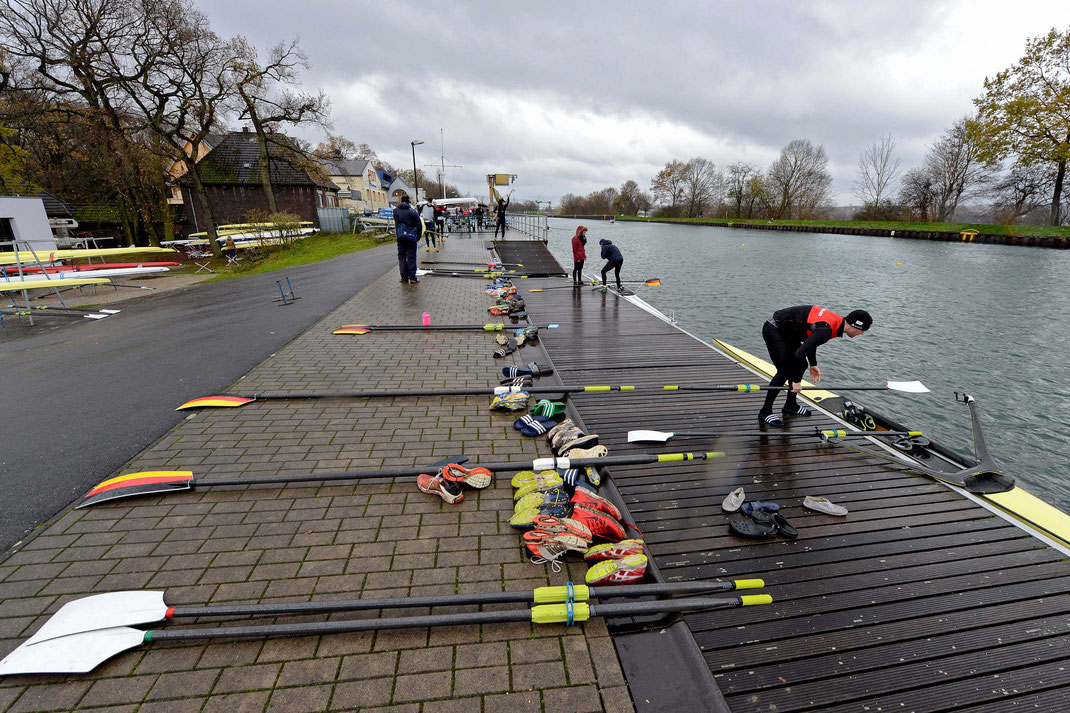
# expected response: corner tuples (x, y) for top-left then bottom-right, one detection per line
(547, 217), (1070, 510)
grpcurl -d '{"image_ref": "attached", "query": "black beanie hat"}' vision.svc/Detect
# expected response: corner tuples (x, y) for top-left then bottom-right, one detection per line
(845, 310), (872, 331)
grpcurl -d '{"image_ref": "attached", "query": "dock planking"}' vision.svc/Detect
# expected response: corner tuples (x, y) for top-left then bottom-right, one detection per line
(515, 245), (1070, 713)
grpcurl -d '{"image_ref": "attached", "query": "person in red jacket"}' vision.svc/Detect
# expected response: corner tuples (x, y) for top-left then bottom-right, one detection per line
(571, 225), (587, 284)
(758, 305), (872, 427)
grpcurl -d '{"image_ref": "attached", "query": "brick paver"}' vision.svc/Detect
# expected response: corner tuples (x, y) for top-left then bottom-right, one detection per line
(0, 236), (635, 712)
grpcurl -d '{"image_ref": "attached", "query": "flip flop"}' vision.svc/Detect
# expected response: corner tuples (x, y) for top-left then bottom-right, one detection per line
(721, 487), (745, 512)
(515, 414), (558, 437)
(728, 519), (778, 539)
(802, 496), (849, 516)
(493, 337), (518, 358)
(502, 365), (534, 378)
(531, 399), (566, 418)
(741, 501), (780, 515)
(772, 513), (798, 539)
(528, 362), (554, 377)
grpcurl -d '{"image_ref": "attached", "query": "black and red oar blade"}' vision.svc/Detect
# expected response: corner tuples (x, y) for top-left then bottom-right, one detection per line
(79, 471), (194, 508)
(176, 395), (255, 410)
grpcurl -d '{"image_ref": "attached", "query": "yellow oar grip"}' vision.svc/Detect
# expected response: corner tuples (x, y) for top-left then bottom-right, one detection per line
(620, 385), (635, 391)
(483, 323), (504, 331)
(908, 431), (923, 436)
(822, 429), (848, 438)
(737, 384), (761, 392)
(584, 386), (611, 392)
(663, 385), (679, 390)
(656, 453), (694, 462)
(532, 584), (591, 604)
(531, 602), (591, 624)
(733, 579), (765, 590)
(740, 594), (773, 606)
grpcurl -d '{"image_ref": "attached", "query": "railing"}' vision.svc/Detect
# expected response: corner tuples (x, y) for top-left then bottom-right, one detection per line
(501, 213), (549, 241)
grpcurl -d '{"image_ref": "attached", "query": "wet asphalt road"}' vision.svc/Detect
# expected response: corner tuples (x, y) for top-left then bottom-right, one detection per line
(0, 245), (395, 552)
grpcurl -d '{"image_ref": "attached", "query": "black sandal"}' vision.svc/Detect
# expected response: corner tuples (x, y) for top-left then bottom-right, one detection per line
(729, 519), (778, 539)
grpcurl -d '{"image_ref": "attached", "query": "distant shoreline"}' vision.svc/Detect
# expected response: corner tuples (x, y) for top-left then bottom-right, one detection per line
(551, 215), (1070, 249)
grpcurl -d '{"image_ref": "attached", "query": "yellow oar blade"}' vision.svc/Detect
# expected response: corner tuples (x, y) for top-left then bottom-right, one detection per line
(176, 395), (254, 410)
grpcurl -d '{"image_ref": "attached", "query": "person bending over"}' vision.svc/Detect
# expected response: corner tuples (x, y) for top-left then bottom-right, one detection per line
(571, 225), (588, 284)
(758, 305), (872, 427)
(598, 238), (623, 291)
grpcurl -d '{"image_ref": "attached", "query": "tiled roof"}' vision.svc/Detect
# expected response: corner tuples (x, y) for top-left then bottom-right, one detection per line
(191, 131), (336, 189)
(320, 158), (371, 177)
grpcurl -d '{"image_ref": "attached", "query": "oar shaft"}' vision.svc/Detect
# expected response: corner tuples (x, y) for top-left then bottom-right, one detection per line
(148, 596), (758, 642)
(192, 451), (724, 489)
(168, 580), (758, 619)
(666, 430), (922, 439)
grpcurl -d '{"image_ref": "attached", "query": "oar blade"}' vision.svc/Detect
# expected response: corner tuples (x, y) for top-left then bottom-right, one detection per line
(887, 380), (929, 393)
(24, 592), (167, 644)
(176, 395), (254, 410)
(627, 430), (674, 443)
(333, 325), (372, 335)
(78, 471), (194, 508)
(527, 288), (545, 292)
(645, 279), (661, 286)
(0, 626), (145, 675)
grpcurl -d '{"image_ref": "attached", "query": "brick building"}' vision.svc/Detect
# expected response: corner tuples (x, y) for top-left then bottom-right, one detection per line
(178, 129), (338, 232)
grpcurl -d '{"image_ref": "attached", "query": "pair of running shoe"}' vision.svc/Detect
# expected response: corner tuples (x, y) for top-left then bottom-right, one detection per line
(416, 463), (492, 505)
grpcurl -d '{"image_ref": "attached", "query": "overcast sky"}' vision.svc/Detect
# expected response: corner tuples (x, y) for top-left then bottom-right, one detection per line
(201, 0), (1070, 205)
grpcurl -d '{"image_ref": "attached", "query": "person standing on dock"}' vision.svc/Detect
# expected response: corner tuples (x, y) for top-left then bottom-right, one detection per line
(572, 225), (588, 284)
(598, 238), (624, 291)
(757, 306), (872, 427)
(393, 194), (422, 284)
(420, 201), (437, 252)
(475, 204), (486, 230)
(493, 194), (511, 238)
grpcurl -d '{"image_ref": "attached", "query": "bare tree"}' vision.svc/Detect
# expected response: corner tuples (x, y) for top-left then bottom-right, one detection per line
(767, 139), (833, 219)
(650, 159), (686, 214)
(233, 37), (331, 213)
(312, 134), (359, 161)
(898, 167), (935, 221)
(680, 157), (722, 218)
(988, 160), (1055, 223)
(924, 117), (989, 222)
(854, 134), (902, 217)
(725, 162), (758, 218)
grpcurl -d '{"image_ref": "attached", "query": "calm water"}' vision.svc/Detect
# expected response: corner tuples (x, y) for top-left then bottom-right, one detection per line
(546, 217), (1070, 511)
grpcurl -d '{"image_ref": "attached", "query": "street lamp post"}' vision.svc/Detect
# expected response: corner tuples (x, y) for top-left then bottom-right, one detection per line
(410, 140), (424, 202)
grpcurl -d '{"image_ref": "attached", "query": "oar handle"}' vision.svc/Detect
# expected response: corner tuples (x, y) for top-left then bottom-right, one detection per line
(533, 595), (770, 625)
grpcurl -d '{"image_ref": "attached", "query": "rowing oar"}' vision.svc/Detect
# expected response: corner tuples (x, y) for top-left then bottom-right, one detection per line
(78, 450), (726, 507)
(417, 270), (531, 280)
(420, 260), (525, 267)
(529, 278), (660, 292)
(628, 428), (924, 443)
(177, 380), (929, 410)
(0, 592), (770, 675)
(333, 322), (558, 335)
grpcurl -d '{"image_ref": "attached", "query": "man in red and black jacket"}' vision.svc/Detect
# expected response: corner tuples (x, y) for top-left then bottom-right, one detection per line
(758, 305), (872, 427)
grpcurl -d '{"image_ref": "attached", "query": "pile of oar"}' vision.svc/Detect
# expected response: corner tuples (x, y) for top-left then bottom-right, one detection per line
(627, 427), (925, 443)
(0, 580), (769, 675)
(333, 322), (559, 335)
(528, 278), (661, 292)
(176, 380), (929, 410)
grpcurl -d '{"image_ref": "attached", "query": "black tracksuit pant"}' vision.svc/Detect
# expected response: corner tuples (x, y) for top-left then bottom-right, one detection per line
(760, 320), (806, 413)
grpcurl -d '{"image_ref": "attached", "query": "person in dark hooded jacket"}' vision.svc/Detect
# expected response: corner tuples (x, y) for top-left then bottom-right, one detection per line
(598, 238), (623, 291)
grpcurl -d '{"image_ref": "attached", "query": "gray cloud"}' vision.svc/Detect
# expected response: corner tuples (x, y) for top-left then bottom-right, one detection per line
(200, 0), (1070, 203)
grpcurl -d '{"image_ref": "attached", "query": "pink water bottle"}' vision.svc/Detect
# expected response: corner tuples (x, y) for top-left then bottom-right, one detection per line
(422, 312), (431, 326)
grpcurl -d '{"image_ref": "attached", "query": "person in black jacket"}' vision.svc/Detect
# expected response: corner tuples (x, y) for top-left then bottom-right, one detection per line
(757, 306), (872, 426)
(598, 238), (623, 291)
(393, 194), (422, 284)
(493, 195), (510, 238)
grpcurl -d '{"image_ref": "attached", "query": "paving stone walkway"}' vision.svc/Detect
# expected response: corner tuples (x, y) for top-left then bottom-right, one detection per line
(0, 235), (634, 712)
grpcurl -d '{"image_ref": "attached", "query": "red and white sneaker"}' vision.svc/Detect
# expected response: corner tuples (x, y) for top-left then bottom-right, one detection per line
(441, 463), (492, 489)
(571, 503), (626, 541)
(417, 472), (464, 504)
(570, 489), (622, 521)
(585, 553), (648, 585)
(531, 514), (593, 544)
(584, 539), (645, 562)
(523, 530), (589, 563)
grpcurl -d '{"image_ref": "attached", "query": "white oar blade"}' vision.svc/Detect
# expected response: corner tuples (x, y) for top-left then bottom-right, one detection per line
(887, 380), (929, 393)
(0, 626), (145, 675)
(415, 269), (431, 276)
(25, 591), (166, 645)
(627, 430), (674, 443)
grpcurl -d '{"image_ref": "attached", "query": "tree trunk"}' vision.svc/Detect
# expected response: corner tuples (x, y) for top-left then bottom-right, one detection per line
(151, 131), (172, 246)
(187, 163), (222, 256)
(1050, 156), (1067, 226)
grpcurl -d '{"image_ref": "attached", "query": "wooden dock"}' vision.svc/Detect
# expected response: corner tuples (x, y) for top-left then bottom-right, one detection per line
(512, 242), (1070, 713)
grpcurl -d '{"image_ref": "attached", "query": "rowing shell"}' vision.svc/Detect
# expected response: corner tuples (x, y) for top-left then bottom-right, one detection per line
(0, 277), (111, 291)
(10, 262), (179, 274)
(710, 337), (1070, 549)
(0, 247), (176, 265)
